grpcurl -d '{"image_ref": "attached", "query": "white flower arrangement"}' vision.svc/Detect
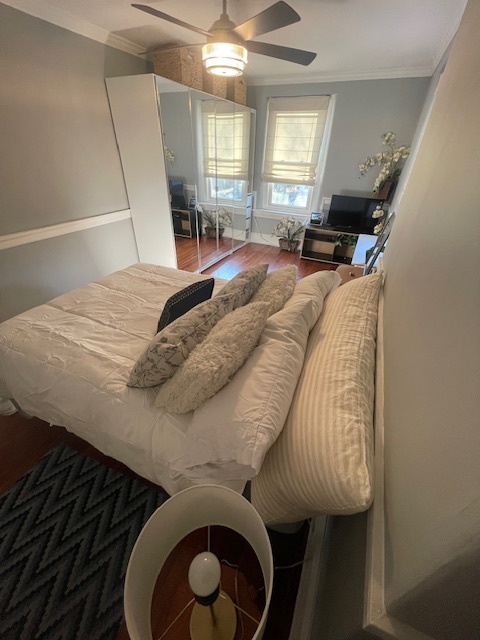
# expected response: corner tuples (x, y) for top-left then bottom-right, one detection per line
(164, 146), (175, 165)
(272, 216), (307, 242)
(372, 204), (386, 234)
(359, 132), (411, 193)
(203, 207), (232, 229)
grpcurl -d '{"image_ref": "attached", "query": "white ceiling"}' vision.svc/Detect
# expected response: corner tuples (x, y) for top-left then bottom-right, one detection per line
(4, 0), (467, 84)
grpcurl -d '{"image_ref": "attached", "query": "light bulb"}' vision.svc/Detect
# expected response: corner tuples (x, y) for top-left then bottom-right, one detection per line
(188, 552), (221, 598)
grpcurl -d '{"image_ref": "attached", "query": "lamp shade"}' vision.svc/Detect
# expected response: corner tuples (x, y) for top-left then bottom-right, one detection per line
(124, 484), (274, 640)
(202, 42), (248, 77)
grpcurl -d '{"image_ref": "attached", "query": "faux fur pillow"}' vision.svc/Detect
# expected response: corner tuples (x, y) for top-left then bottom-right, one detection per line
(155, 301), (270, 414)
(250, 265), (298, 315)
(128, 294), (235, 388)
(216, 264), (268, 308)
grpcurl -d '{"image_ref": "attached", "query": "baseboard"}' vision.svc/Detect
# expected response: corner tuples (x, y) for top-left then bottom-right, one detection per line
(364, 614), (434, 640)
(288, 516), (330, 640)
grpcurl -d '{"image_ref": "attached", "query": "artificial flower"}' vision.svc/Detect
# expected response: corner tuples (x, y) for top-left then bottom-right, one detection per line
(359, 132), (411, 193)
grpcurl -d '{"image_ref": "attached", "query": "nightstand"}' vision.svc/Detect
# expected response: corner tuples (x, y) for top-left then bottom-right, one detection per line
(336, 264), (365, 285)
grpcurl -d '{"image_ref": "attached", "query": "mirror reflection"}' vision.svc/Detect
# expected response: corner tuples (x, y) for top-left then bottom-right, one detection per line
(156, 77), (255, 273)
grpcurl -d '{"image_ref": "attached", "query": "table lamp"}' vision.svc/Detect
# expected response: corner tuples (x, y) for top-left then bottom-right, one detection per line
(124, 484), (274, 640)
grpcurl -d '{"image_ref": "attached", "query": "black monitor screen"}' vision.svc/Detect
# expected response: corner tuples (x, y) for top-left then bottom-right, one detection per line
(327, 195), (383, 233)
(169, 179), (186, 209)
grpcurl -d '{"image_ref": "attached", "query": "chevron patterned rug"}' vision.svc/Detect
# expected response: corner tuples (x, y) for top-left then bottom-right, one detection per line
(0, 445), (168, 640)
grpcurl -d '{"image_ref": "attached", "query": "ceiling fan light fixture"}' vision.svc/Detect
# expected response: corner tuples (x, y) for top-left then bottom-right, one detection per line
(202, 42), (248, 77)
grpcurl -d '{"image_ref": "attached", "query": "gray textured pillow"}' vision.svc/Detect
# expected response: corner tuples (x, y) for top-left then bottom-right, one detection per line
(128, 294), (235, 388)
(155, 301), (270, 414)
(250, 265), (298, 316)
(216, 264), (268, 308)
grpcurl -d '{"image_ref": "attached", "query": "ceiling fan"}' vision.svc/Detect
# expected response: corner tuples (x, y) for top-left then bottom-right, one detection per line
(132, 0), (316, 77)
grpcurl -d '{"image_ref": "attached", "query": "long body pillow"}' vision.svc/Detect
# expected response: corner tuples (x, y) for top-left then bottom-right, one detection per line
(169, 270), (341, 482)
(251, 271), (383, 523)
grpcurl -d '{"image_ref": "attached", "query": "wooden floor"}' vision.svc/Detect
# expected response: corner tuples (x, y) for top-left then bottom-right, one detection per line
(0, 411), (308, 640)
(175, 234), (244, 272)
(176, 236), (337, 279)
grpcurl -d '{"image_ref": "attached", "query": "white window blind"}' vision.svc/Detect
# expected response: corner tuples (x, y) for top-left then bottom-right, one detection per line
(201, 100), (250, 180)
(262, 96), (330, 186)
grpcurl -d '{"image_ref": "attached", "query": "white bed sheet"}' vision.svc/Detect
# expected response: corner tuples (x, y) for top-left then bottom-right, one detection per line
(0, 264), (238, 495)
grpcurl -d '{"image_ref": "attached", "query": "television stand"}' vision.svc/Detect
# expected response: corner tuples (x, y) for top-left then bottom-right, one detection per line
(301, 224), (373, 265)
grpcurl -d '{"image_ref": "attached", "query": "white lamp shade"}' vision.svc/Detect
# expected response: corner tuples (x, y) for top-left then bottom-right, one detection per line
(124, 484), (274, 640)
(202, 42), (248, 77)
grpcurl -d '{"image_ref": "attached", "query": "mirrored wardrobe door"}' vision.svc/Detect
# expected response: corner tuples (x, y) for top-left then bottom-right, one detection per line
(191, 93), (231, 271)
(231, 102), (255, 250)
(156, 77), (201, 272)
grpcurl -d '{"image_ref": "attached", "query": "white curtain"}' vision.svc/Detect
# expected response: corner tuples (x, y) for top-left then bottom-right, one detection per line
(201, 101), (250, 180)
(262, 96), (331, 186)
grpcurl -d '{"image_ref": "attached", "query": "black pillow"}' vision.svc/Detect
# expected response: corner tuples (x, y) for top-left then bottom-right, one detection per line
(157, 278), (215, 332)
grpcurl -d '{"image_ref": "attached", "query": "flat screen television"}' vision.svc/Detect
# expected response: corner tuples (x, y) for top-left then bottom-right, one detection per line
(326, 195), (384, 234)
(168, 179), (186, 209)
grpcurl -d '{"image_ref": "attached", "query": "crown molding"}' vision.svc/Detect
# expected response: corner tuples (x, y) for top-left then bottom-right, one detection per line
(1, 0), (144, 57)
(247, 65), (434, 87)
(430, 0), (467, 71)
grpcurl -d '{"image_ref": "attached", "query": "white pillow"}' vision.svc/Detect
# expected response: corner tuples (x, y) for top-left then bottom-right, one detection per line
(155, 302), (270, 414)
(169, 270), (341, 482)
(250, 265), (298, 316)
(252, 271), (383, 523)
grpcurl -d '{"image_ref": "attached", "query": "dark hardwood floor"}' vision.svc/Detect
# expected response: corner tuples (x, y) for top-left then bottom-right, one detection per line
(0, 242), (324, 639)
(1, 412), (308, 640)
(176, 236), (337, 279)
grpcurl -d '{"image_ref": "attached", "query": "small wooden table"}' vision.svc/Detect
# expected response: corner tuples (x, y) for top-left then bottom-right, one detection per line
(336, 264), (365, 285)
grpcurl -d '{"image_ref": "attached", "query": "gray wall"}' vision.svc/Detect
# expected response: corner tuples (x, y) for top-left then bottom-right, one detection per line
(247, 77), (429, 214)
(158, 91), (196, 188)
(382, 0), (480, 636)
(0, 4), (150, 320)
(0, 220), (139, 321)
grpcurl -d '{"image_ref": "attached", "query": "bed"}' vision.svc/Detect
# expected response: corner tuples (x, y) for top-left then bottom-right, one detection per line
(0, 262), (383, 524)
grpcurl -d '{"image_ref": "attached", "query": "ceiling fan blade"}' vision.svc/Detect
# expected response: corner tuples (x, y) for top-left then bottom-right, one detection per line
(234, 1), (300, 41)
(246, 40), (316, 66)
(132, 4), (211, 38)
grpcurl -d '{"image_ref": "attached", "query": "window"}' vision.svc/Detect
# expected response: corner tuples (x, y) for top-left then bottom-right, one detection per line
(200, 100), (250, 205)
(262, 96), (331, 211)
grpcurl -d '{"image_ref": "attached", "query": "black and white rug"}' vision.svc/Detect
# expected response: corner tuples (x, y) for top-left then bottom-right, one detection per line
(0, 445), (168, 640)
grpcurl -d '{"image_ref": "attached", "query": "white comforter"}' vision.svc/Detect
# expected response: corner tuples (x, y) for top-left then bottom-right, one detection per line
(0, 264), (238, 495)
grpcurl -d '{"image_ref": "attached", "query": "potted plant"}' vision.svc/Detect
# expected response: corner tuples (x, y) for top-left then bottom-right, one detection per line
(202, 208), (232, 238)
(358, 132), (411, 200)
(334, 234), (358, 261)
(272, 216), (307, 252)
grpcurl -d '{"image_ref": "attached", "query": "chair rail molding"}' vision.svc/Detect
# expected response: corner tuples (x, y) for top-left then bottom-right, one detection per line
(0, 210), (132, 251)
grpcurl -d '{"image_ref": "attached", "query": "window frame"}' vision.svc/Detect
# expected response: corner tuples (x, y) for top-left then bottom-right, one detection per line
(194, 101), (250, 207)
(261, 95), (335, 214)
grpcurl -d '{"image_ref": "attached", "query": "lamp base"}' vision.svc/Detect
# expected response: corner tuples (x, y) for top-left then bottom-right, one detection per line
(190, 591), (237, 640)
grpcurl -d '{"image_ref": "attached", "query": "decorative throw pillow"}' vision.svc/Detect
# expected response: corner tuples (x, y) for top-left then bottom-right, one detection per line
(250, 265), (298, 316)
(157, 278), (214, 332)
(155, 301), (270, 414)
(168, 270), (341, 483)
(128, 294), (235, 388)
(251, 271), (383, 524)
(215, 264), (269, 309)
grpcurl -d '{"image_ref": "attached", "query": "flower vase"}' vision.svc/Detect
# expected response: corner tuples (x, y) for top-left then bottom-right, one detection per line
(377, 180), (396, 202)
(279, 238), (300, 252)
(205, 227), (224, 239)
